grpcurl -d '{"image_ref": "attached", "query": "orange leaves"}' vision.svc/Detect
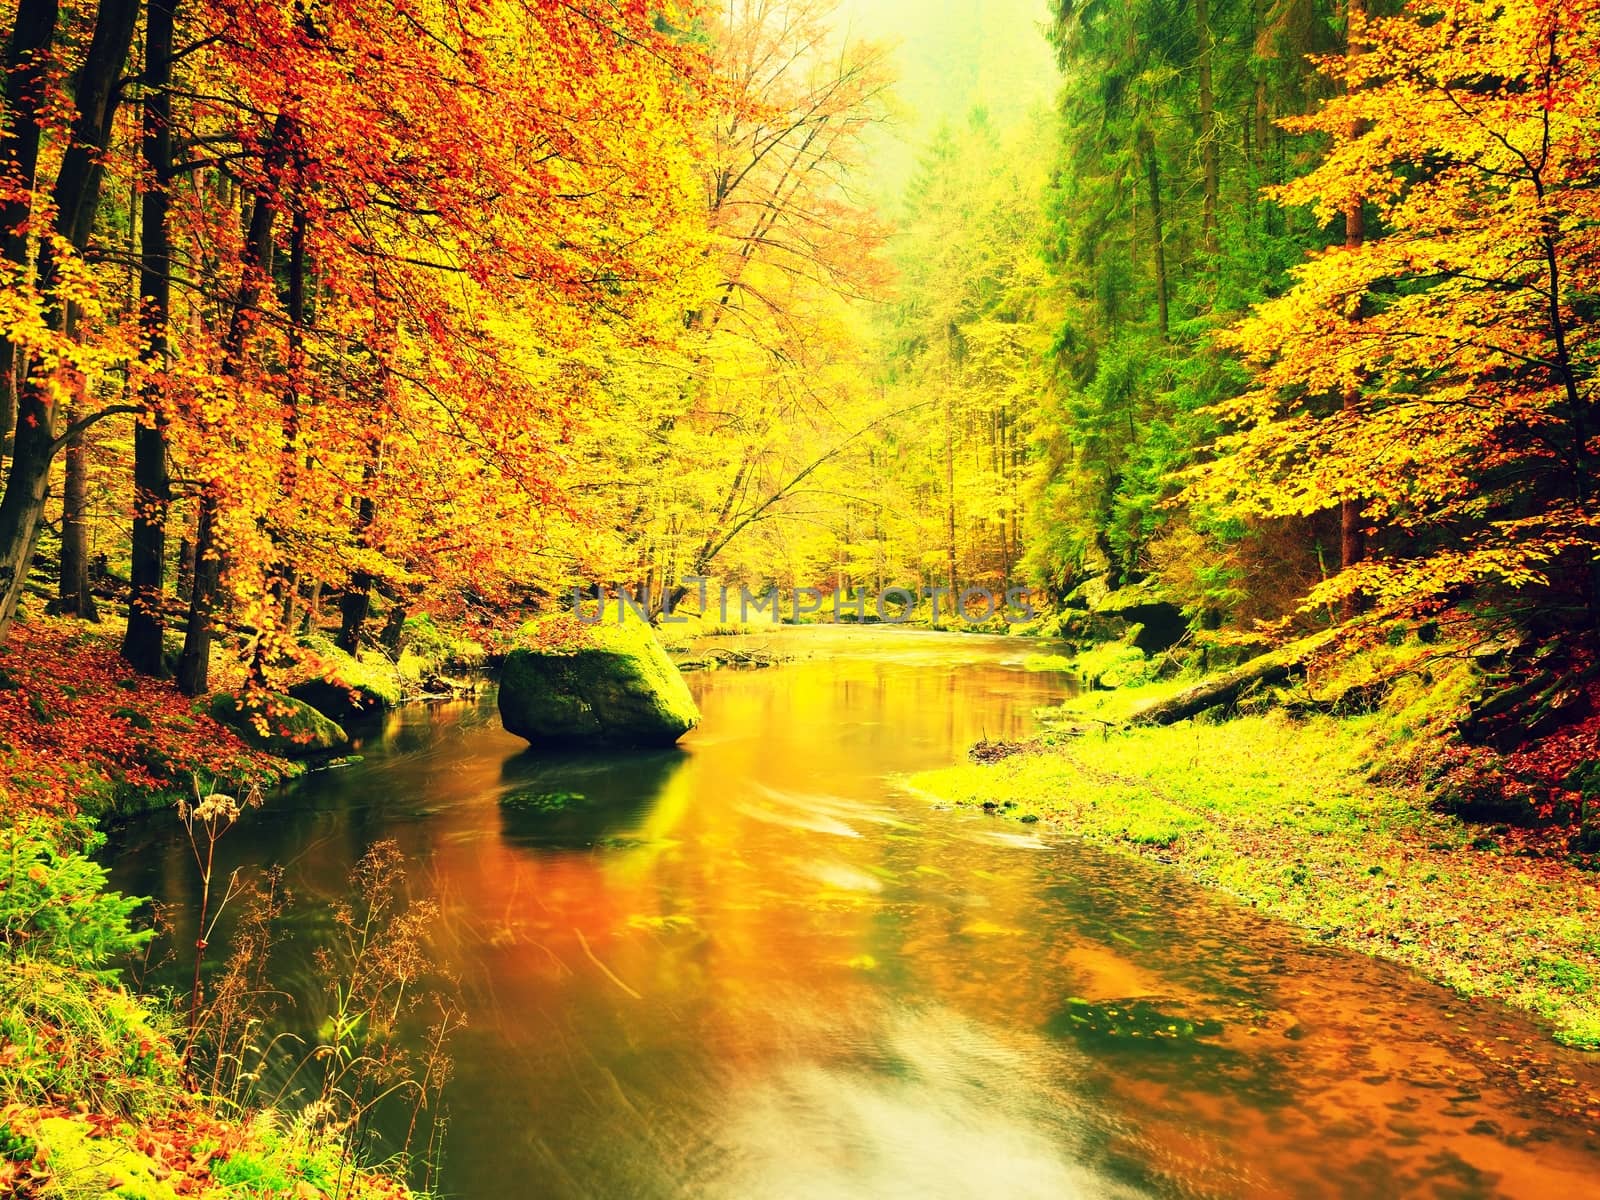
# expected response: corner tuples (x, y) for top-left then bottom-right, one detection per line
(122, 0), (717, 654)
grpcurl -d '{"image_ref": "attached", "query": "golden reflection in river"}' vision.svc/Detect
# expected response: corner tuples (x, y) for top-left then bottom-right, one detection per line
(108, 628), (1600, 1199)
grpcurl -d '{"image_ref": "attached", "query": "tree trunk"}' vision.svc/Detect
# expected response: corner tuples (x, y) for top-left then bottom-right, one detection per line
(301, 577), (320, 633)
(1251, 0), (1271, 182)
(944, 322), (960, 621)
(379, 598), (406, 656)
(58, 394), (98, 620)
(249, 204), (308, 683)
(177, 112), (293, 694)
(122, 0), (177, 675)
(943, 385), (957, 620)
(337, 574), (372, 653)
(176, 492), (220, 693)
(1129, 637), (1328, 725)
(0, 0), (58, 451)
(280, 565), (297, 629)
(57, 299), (95, 619)
(336, 484), (376, 654)
(1338, 0), (1367, 619)
(1139, 127), (1170, 337)
(176, 534), (194, 603)
(1196, 0), (1219, 258)
(0, 0), (137, 641)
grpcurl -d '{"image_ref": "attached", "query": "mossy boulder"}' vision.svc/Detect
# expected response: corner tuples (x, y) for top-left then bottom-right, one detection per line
(400, 613), (486, 672)
(498, 621), (700, 748)
(1092, 581), (1186, 653)
(1070, 635), (1151, 690)
(288, 636), (404, 723)
(208, 691), (350, 757)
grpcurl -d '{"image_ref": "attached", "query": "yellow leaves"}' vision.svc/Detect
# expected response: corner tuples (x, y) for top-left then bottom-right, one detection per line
(1189, 0), (1600, 625)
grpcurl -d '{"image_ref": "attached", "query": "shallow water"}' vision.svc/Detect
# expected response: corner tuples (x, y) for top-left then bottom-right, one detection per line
(108, 626), (1600, 1198)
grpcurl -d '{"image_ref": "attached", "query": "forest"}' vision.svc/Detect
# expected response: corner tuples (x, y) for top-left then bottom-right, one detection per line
(0, 0), (1598, 1197)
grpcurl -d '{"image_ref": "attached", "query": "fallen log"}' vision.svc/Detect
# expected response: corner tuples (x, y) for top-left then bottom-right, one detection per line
(1128, 634), (1330, 726)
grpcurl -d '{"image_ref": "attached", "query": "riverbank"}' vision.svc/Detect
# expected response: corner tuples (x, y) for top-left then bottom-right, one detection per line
(0, 615), (462, 1199)
(914, 685), (1600, 1051)
(0, 617), (290, 821)
(0, 817), (422, 1199)
(0, 612), (494, 822)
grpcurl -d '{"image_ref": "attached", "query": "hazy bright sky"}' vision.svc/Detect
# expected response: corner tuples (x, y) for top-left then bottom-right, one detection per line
(834, 0), (1060, 200)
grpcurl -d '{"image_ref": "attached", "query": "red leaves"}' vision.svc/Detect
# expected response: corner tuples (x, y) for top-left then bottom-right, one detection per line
(0, 616), (278, 819)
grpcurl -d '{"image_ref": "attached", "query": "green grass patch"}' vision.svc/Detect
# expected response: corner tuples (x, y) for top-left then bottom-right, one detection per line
(915, 707), (1600, 1049)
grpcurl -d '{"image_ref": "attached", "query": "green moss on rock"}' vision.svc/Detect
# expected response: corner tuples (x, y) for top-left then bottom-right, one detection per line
(401, 613), (486, 672)
(208, 691), (350, 758)
(498, 620), (699, 748)
(289, 636), (404, 722)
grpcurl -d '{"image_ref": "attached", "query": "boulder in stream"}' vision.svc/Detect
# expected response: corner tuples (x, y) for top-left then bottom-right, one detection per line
(498, 620), (700, 748)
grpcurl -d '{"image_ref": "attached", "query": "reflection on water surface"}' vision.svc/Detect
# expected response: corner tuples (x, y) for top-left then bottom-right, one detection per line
(108, 627), (1600, 1198)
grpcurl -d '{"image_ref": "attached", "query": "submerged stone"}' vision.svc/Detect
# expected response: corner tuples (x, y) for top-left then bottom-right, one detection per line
(499, 789), (589, 812)
(1044, 996), (1225, 1049)
(498, 621), (700, 748)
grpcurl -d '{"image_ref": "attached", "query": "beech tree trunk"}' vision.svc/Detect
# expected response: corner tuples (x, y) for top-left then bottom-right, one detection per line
(249, 204), (308, 684)
(0, 0), (57, 451)
(301, 577), (320, 633)
(122, 0), (177, 675)
(1250, 0), (1270, 182)
(1196, 0), (1218, 257)
(0, 0), (138, 641)
(1128, 638), (1328, 726)
(337, 572), (372, 653)
(177, 112), (293, 694)
(1338, 0), (1367, 619)
(1140, 127), (1170, 337)
(379, 598), (406, 656)
(175, 534), (194, 603)
(336, 481), (377, 654)
(58, 389), (98, 620)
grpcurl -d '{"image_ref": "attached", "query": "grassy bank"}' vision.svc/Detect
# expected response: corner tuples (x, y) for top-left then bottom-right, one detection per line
(0, 818), (424, 1199)
(915, 684), (1600, 1049)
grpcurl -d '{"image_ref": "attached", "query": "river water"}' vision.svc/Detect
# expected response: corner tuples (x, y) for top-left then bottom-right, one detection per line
(108, 627), (1600, 1198)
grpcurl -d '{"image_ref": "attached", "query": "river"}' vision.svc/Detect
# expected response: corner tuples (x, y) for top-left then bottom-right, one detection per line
(107, 626), (1600, 1198)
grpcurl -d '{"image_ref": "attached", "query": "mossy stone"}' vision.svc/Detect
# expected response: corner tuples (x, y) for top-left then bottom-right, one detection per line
(111, 706), (154, 730)
(498, 621), (699, 748)
(288, 636), (404, 722)
(208, 691), (350, 758)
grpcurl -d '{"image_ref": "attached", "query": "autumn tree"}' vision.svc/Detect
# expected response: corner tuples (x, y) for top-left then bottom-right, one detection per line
(1028, 0), (1346, 622)
(0, 0), (709, 694)
(1191, 0), (1600, 639)
(0, 0), (139, 637)
(587, 0), (892, 613)
(867, 112), (1055, 613)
